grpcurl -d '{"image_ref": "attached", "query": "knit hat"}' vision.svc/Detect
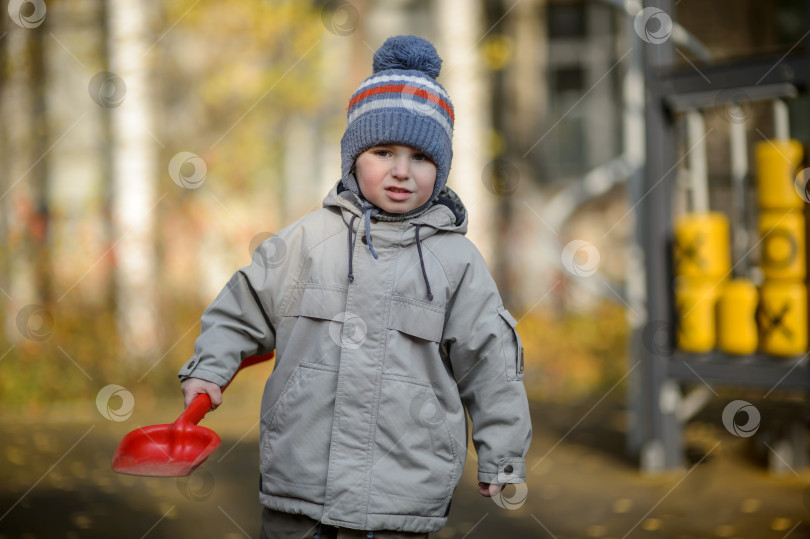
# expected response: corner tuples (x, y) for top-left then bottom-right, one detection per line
(340, 35), (455, 209)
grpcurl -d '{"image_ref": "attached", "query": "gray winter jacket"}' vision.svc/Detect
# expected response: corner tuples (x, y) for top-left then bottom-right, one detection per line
(178, 181), (532, 533)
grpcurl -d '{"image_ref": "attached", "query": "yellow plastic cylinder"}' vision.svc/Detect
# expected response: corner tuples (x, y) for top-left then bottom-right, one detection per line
(675, 279), (719, 353)
(758, 281), (808, 356)
(759, 210), (806, 281)
(717, 279), (759, 355)
(755, 139), (804, 210)
(673, 213), (731, 281)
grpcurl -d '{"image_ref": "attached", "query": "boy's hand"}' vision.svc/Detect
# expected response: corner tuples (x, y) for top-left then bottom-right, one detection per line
(477, 482), (505, 497)
(180, 377), (223, 410)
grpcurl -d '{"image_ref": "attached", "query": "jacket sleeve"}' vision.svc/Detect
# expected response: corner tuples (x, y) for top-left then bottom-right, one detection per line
(177, 234), (299, 386)
(441, 244), (532, 484)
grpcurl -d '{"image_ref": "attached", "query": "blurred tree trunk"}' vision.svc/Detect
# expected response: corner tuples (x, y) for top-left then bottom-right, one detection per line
(98, 0), (116, 314)
(1, 13), (50, 340)
(436, 0), (493, 260)
(495, 0), (547, 310)
(107, 0), (160, 361)
(485, 0), (513, 307)
(45, 1), (112, 311)
(282, 116), (318, 222)
(29, 7), (51, 304)
(0, 9), (11, 330)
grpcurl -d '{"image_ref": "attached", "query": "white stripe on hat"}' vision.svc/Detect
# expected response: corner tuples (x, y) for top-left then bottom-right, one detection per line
(346, 97), (453, 140)
(355, 73), (451, 101)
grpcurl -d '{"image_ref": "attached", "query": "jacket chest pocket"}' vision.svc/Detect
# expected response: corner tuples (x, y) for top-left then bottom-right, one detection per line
(280, 286), (353, 361)
(284, 286), (348, 320)
(384, 297), (446, 378)
(498, 307), (524, 381)
(387, 297), (445, 342)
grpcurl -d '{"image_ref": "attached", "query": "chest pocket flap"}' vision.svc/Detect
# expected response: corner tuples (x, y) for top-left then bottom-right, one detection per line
(284, 286), (348, 321)
(388, 297), (445, 342)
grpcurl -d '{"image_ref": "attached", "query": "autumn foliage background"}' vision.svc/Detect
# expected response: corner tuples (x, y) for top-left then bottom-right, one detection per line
(0, 0), (630, 411)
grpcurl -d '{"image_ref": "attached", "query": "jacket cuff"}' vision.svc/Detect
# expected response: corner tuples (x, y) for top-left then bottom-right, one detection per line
(478, 457), (526, 484)
(177, 359), (230, 387)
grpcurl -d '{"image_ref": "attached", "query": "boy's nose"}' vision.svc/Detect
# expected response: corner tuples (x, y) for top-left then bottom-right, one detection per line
(391, 157), (410, 178)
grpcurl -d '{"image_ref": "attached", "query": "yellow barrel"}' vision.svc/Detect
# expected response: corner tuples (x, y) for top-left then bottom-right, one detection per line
(755, 139), (804, 210)
(758, 281), (808, 356)
(673, 212), (731, 281)
(717, 279), (759, 355)
(675, 278), (719, 353)
(759, 210), (805, 280)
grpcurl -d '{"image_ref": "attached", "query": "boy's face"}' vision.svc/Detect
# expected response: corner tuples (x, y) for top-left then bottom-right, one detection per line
(354, 144), (437, 213)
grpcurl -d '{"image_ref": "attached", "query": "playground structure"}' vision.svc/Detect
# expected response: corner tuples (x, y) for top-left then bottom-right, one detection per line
(628, 0), (810, 473)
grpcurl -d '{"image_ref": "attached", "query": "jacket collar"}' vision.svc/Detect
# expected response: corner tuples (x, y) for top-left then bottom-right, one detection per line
(323, 179), (469, 302)
(322, 179), (469, 240)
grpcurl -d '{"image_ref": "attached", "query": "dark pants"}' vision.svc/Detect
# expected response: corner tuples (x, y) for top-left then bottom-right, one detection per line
(259, 508), (430, 539)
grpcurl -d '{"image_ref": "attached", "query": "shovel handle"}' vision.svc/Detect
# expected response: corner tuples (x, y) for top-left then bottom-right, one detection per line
(178, 392), (215, 426)
(178, 352), (274, 427)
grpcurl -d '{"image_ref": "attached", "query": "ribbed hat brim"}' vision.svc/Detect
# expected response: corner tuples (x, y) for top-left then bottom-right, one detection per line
(340, 110), (452, 201)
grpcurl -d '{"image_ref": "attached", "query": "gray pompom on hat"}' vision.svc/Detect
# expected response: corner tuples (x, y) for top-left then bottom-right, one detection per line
(340, 35), (455, 208)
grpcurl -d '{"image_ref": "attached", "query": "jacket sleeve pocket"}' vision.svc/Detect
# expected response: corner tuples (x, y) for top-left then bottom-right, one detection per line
(498, 307), (524, 382)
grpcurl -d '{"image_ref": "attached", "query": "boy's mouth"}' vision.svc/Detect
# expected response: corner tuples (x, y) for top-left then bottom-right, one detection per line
(386, 187), (411, 193)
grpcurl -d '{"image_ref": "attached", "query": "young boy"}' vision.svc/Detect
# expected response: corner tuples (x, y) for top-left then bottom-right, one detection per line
(179, 35), (532, 538)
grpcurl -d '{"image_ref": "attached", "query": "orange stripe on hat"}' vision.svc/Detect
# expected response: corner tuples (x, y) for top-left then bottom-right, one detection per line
(348, 84), (455, 123)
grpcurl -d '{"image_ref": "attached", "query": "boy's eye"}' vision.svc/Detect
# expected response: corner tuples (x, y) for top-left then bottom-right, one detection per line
(373, 149), (391, 157)
(413, 153), (428, 161)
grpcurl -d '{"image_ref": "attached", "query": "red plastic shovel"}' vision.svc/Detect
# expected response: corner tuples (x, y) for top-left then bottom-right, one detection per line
(112, 353), (274, 477)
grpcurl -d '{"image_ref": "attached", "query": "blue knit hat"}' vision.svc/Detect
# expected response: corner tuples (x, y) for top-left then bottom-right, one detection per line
(340, 35), (455, 207)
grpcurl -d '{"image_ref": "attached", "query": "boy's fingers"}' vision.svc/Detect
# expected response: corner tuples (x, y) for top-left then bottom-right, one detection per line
(180, 380), (223, 409)
(477, 482), (505, 497)
(183, 390), (201, 409)
(208, 388), (223, 409)
(182, 389), (221, 410)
